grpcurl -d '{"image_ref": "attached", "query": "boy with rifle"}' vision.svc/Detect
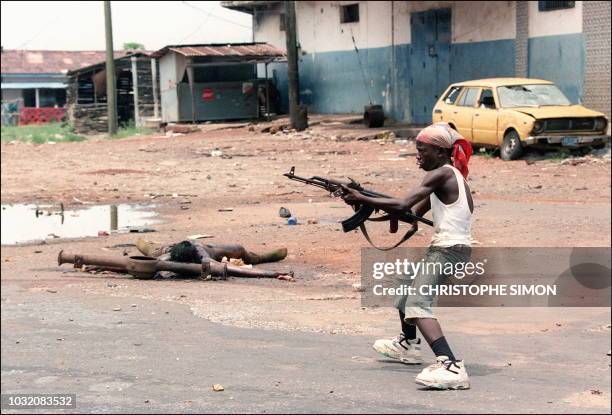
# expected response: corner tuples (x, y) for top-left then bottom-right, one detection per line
(341, 122), (474, 390)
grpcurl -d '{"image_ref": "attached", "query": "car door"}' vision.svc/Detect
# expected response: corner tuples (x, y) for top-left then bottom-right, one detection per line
(453, 87), (480, 141)
(433, 85), (462, 123)
(471, 88), (499, 145)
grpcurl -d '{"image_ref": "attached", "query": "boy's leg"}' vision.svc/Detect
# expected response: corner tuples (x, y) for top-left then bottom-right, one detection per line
(415, 318), (455, 361)
(399, 310), (417, 340)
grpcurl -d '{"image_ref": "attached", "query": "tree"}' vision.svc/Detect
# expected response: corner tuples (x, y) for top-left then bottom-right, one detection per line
(123, 42), (145, 51)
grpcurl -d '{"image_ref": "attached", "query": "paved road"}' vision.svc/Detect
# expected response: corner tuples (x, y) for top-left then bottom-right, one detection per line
(1, 282), (610, 414)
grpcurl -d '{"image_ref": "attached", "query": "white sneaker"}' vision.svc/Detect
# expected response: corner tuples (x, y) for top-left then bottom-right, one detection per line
(373, 334), (423, 364)
(415, 356), (470, 390)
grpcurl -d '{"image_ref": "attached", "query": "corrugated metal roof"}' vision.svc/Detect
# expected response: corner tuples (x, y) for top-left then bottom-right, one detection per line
(1, 82), (67, 89)
(153, 43), (285, 60)
(67, 52), (151, 75)
(221, 1), (281, 13)
(1, 50), (133, 74)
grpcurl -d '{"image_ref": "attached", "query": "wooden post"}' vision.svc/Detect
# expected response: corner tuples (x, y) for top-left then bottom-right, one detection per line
(104, 0), (118, 134)
(265, 62), (270, 121)
(131, 56), (140, 126)
(151, 58), (159, 119)
(285, 1), (302, 130)
(92, 69), (97, 104)
(186, 64), (195, 124)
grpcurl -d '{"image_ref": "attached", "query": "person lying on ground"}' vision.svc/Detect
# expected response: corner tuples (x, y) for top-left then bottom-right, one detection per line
(136, 238), (291, 280)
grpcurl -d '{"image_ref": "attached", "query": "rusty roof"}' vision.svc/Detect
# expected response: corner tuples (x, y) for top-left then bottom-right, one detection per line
(221, 1), (282, 13)
(153, 43), (285, 61)
(1, 50), (135, 74)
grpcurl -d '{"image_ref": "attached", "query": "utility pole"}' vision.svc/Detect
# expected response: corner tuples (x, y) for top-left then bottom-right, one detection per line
(104, 0), (118, 135)
(284, 0), (301, 130)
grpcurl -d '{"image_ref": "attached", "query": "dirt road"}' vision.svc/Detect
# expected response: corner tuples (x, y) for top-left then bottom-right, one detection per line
(2, 118), (610, 412)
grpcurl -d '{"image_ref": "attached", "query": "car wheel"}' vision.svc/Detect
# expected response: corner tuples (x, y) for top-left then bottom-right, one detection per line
(500, 130), (524, 161)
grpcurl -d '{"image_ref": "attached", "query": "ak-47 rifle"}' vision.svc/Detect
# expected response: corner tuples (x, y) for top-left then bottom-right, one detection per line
(284, 166), (433, 250)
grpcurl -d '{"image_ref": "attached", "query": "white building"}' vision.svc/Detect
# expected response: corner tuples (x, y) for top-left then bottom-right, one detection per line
(223, 1), (610, 124)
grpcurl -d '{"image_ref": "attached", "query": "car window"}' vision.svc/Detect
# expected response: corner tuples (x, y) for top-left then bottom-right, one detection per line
(479, 89), (496, 109)
(443, 86), (462, 105)
(497, 84), (571, 107)
(458, 87), (479, 107)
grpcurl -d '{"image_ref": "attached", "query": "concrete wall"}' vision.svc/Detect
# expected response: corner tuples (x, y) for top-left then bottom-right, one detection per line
(527, 1), (584, 104)
(159, 52), (188, 123)
(1, 89), (23, 102)
(582, 1), (611, 120)
(250, 1), (598, 122)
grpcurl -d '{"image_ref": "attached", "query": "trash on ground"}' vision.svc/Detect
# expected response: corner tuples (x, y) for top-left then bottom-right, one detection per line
(218, 208), (234, 212)
(212, 384), (224, 392)
(279, 207), (292, 218)
(188, 234), (214, 240)
(287, 216), (298, 225)
(128, 227), (157, 233)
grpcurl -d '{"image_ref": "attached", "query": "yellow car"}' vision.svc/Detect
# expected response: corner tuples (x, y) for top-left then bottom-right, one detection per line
(432, 78), (610, 160)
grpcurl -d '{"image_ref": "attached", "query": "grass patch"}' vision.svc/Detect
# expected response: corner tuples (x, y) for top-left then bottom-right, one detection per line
(1, 122), (85, 144)
(108, 121), (155, 139)
(474, 147), (498, 159)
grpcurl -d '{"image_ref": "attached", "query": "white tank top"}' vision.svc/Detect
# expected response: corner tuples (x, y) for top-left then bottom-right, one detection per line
(430, 165), (472, 247)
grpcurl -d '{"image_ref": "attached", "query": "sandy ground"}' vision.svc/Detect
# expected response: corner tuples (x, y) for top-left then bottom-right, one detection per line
(1, 116), (611, 412)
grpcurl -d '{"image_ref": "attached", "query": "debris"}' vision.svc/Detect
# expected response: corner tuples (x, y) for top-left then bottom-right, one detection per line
(218, 208), (234, 212)
(210, 149), (223, 157)
(277, 274), (295, 282)
(48, 233), (60, 238)
(180, 206), (190, 210)
(34, 250), (43, 254)
(98, 231), (110, 237)
(164, 124), (199, 134)
(352, 283), (365, 292)
(555, 322), (562, 327)
(128, 227), (157, 233)
(530, 185), (542, 189)
(590, 389), (602, 395)
(279, 207), (292, 218)
(113, 307), (122, 311)
(212, 384), (224, 392)
(46, 289), (57, 293)
(287, 216), (298, 225)
(575, 187), (588, 191)
(109, 243), (137, 249)
(307, 219), (318, 225)
(188, 234), (214, 240)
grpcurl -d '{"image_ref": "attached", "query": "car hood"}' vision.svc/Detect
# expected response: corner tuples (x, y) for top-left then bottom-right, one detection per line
(506, 105), (605, 119)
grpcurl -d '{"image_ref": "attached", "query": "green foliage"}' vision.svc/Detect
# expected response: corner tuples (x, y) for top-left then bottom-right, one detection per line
(474, 147), (498, 159)
(123, 42), (145, 50)
(1, 122), (85, 143)
(107, 120), (155, 139)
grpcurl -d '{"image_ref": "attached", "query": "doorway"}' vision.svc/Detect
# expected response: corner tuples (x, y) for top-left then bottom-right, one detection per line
(409, 8), (451, 124)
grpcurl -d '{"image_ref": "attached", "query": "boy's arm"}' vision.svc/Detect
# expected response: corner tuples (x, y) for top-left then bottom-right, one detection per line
(342, 169), (446, 214)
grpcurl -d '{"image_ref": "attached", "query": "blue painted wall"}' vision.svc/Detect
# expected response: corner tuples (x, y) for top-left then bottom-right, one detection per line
(528, 33), (585, 104)
(450, 39), (516, 83)
(270, 34), (583, 122)
(298, 46), (392, 114)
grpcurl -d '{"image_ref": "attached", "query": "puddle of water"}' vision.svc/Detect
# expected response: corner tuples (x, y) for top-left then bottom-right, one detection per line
(1, 203), (160, 245)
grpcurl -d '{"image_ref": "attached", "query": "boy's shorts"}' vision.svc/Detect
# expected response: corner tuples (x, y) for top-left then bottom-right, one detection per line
(394, 245), (471, 321)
